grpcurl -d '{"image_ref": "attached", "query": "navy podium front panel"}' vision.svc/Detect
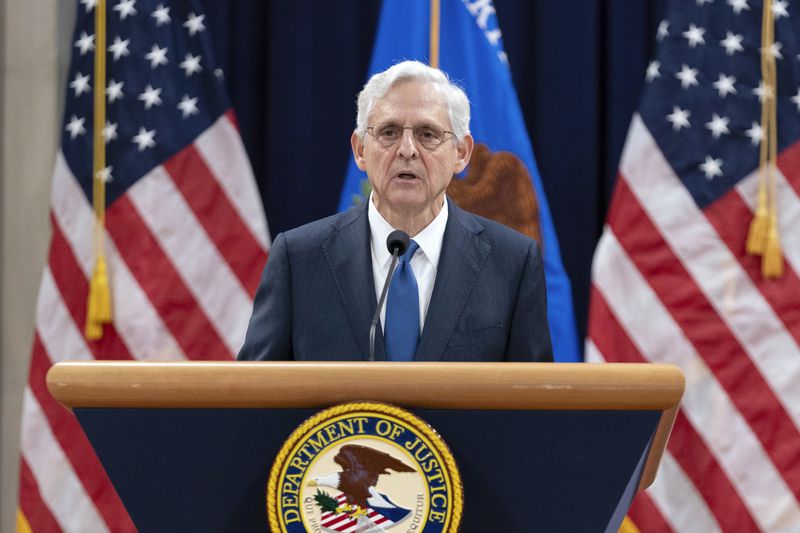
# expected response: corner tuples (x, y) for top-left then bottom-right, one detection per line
(75, 408), (659, 532)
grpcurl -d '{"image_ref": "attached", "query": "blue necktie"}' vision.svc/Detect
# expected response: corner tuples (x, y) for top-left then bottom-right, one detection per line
(385, 240), (420, 361)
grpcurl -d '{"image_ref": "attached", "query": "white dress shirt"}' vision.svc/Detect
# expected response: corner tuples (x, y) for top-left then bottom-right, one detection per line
(368, 194), (448, 332)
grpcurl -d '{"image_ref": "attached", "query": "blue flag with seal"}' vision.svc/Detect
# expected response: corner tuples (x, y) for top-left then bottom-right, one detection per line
(339, 0), (579, 360)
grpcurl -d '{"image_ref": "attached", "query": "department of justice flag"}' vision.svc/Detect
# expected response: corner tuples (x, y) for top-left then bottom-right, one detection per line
(338, 0), (580, 360)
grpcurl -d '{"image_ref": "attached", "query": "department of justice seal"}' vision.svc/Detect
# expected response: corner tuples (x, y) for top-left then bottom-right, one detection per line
(267, 402), (462, 532)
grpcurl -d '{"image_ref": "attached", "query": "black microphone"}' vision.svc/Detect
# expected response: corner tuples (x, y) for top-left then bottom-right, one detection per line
(369, 230), (410, 361)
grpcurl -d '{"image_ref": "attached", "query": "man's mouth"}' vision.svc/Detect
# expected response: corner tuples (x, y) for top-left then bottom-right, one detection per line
(395, 172), (419, 180)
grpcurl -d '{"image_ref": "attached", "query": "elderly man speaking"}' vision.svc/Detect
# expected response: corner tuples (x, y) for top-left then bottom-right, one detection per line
(238, 60), (552, 362)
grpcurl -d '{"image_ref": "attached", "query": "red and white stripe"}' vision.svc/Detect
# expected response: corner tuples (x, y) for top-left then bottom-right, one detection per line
(588, 115), (800, 532)
(18, 113), (269, 532)
(319, 493), (394, 532)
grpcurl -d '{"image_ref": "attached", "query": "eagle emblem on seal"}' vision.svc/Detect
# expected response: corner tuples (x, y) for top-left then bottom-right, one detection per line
(309, 444), (416, 532)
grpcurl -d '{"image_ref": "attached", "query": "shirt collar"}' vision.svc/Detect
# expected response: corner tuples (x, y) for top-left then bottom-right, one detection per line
(368, 192), (448, 269)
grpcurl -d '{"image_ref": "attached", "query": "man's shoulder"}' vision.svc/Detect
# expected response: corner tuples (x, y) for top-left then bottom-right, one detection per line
(448, 201), (537, 252)
(281, 204), (367, 244)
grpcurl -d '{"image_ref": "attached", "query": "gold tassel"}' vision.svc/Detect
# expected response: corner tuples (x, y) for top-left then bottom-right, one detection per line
(86, 254), (112, 339)
(618, 516), (641, 533)
(746, 201), (768, 254)
(16, 507), (33, 533)
(762, 217), (784, 278)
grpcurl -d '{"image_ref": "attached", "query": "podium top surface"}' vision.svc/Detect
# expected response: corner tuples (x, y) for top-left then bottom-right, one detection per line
(47, 361), (684, 410)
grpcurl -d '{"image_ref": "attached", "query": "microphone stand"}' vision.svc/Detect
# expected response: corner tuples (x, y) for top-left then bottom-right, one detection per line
(369, 252), (401, 361)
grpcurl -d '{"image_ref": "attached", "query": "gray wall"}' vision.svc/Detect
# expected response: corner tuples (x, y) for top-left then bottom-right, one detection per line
(1, 1), (73, 531)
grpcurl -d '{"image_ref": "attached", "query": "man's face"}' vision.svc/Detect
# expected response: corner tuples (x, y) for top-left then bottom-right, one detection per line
(351, 80), (473, 224)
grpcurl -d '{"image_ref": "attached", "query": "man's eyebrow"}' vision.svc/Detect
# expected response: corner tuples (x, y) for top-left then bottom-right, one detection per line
(379, 120), (440, 127)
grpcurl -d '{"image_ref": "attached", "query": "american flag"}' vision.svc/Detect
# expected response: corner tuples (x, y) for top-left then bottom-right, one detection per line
(588, 0), (800, 531)
(17, 1), (269, 531)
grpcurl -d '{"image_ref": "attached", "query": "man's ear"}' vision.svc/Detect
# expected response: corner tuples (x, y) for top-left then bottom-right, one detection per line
(453, 133), (475, 174)
(351, 131), (367, 171)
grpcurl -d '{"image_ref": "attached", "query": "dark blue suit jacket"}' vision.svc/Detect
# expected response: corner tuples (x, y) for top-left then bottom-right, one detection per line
(237, 200), (552, 362)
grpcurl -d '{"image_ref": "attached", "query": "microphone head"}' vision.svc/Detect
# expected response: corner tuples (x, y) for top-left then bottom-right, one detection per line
(386, 230), (410, 256)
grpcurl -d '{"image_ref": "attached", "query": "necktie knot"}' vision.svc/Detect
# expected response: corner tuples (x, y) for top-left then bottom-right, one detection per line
(400, 240), (419, 264)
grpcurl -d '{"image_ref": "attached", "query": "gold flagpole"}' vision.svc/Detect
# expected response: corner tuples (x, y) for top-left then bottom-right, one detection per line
(429, 0), (440, 68)
(746, 0), (783, 278)
(86, 0), (112, 339)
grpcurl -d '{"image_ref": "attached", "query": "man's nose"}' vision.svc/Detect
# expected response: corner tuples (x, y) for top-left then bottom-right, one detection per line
(396, 128), (418, 159)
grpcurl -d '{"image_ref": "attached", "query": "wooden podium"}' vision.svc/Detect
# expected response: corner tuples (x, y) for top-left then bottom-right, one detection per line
(47, 361), (683, 532)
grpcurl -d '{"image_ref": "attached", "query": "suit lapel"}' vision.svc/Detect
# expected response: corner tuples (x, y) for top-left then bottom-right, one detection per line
(322, 204), (387, 361)
(415, 202), (490, 361)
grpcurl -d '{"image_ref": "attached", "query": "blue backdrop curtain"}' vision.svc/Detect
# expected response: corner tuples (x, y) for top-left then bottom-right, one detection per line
(202, 0), (668, 347)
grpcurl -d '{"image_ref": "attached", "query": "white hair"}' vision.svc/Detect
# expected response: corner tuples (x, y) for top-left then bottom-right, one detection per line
(354, 60), (471, 140)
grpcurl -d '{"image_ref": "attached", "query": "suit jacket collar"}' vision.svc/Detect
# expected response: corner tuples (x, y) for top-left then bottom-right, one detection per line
(416, 199), (490, 360)
(322, 202), (386, 360)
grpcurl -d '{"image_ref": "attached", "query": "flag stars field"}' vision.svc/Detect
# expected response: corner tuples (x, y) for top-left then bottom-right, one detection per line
(752, 81), (773, 103)
(178, 95), (199, 118)
(69, 72), (90, 97)
(145, 44), (169, 69)
(74, 31), (94, 55)
(103, 121), (119, 144)
(184, 12), (205, 36)
(152, 3), (171, 26)
(728, 0), (750, 15)
(705, 114), (730, 138)
(658, 20), (669, 40)
(97, 166), (114, 183)
(792, 88), (800, 111)
(763, 41), (783, 60)
(675, 64), (699, 88)
(720, 32), (744, 55)
(683, 24), (706, 48)
(667, 106), (691, 130)
(179, 54), (202, 77)
(774, 0), (789, 19)
(745, 121), (763, 145)
(712, 74), (737, 97)
(65, 115), (86, 139)
(138, 84), (162, 109)
(108, 36), (131, 61)
(646, 61), (661, 82)
(132, 127), (156, 151)
(699, 156), (723, 179)
(114, 0), (137, 20)
(106, 79), (124, 103)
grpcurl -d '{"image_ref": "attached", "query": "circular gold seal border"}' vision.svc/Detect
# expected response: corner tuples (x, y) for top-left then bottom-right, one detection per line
(267, 401), (463, 532)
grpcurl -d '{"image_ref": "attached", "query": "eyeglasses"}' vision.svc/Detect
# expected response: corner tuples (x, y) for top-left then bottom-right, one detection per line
(366, 122), (456, 150)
